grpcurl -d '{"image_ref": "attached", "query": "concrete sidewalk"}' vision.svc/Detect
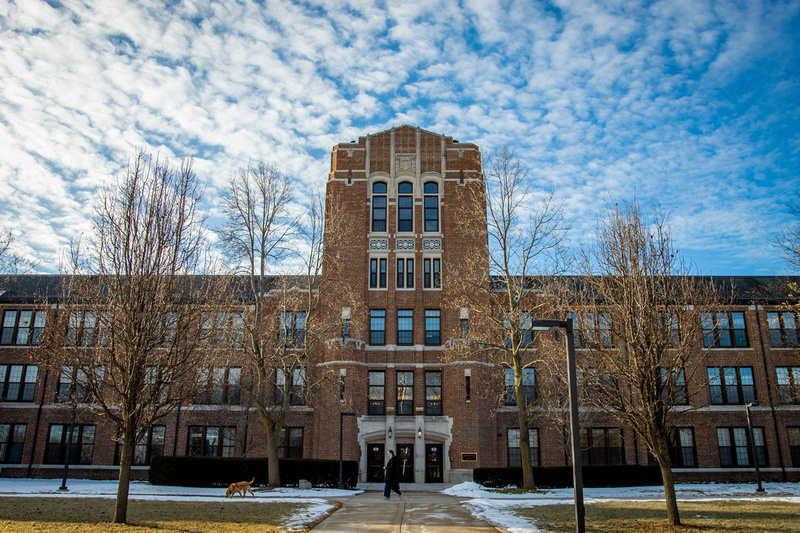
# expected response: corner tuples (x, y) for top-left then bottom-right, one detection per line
(311, 489), (500, 533)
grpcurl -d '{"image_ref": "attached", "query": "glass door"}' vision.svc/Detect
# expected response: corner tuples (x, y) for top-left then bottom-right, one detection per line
(367, 443), (385, 482)
(396, 444), (414, 483)
(426, 444), (443, 482)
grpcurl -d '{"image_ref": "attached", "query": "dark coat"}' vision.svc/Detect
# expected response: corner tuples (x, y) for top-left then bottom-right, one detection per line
(385, 455), (400, 490)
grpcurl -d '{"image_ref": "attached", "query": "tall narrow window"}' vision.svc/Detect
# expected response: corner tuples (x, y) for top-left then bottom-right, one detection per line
(426, 371), (442, 415)
(279, 427), (304, 458)
(424, 182), (439, 232)
(423, 258), (441, 288)
(397, 371), (414, 415)
(668, 428), (697, 467)
(370, 258), (378, 288)
(372, 182), (387, 232)
(425, 310), (441, 345)
(397, 310), (413, 345)
(370, 310), (386, 345)
(369, 258), (386, 289)
(397, 182), (413, 232)
(276, 368), (305, 406)
(369, 371), (385, 415)
(397, 258), (414, 288)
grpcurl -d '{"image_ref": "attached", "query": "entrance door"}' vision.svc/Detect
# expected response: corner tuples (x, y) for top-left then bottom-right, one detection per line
(396, 444), (414, 483)
(367, 443), (385, 482)
(426, 444), (443, 482)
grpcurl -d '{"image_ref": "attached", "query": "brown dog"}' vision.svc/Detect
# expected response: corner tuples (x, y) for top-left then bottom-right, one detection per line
(225, 477), (255, 498)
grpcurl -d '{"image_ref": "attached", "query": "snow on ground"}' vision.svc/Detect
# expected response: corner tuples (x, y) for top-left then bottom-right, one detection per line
(1, 478), (799, 533)
(444, 481), (800, 533)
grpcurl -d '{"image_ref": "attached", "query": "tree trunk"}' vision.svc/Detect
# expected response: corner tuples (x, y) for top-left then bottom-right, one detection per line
(654, 435), (680, 525)
(516, 373), (535, 490)
(113, 431), (135, 523)
(266, 426), (281, 488)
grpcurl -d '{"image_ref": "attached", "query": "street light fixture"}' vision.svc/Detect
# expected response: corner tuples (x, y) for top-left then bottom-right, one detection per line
(531, 318), (585, 533)
(744, 402), (765, 493)
(339, 412), (357, 489)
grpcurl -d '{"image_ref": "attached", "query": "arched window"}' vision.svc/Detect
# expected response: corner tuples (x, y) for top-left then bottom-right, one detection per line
(397, 181), (413, 232)
(372, 182), (387, 232)
(424, 182), (439, 232)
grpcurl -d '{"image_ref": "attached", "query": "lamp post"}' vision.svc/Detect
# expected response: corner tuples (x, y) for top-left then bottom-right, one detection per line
(339, 412), (356, 489)
(744, 402), (765, 493)
(532, 318), (585, 533)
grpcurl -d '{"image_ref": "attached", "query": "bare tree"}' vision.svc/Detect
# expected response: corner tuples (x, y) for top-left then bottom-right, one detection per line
(774, 193), (800, 271)
(576, 200), (723, 525)
(38, 150), (223, 524)
(447, 145), (571, 490)
(218, 162), (348, 487)
(0, 229), (38, 282)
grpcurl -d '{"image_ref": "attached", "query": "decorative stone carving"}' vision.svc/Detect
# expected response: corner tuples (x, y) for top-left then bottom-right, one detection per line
(396, 153), (415, 174)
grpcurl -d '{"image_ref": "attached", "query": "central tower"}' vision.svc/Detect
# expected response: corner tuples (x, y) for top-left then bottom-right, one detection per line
(318, 125), (488, 484)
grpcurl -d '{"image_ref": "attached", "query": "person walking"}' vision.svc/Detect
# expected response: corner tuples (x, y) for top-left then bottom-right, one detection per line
(384, 449), (403, 500)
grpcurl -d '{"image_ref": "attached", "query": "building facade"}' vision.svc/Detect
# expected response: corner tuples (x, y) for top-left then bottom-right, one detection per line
(1, 125), (799, 484)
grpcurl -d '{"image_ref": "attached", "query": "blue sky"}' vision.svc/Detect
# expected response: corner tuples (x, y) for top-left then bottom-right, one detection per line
(0, 0), (798, 274)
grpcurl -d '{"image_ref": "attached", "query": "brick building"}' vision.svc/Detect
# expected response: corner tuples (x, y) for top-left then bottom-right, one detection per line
(1, 125), (799, 484)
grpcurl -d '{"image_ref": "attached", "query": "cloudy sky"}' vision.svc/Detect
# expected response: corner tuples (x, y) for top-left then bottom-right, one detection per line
(1, 0), (798, 275)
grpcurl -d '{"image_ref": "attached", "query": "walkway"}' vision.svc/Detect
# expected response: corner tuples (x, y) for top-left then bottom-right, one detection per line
(312, 484), (499, 533)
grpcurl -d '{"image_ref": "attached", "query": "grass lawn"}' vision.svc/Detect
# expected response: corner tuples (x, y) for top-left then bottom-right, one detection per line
(515, 500), (800, 532)
(0, 496), (336, 532)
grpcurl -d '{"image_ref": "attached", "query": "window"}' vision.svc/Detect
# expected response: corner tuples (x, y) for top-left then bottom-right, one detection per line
(581, 428), (624, 465)
(507, 428), (539, 467)
(144, 366), (171, 403)
(667, 428), (697, 467)
(569, 312), (612, 348)
(114, 426), (165, 466)
(423, 182), (439, 232)
(397, 258), (414, 288)
(188, 426), (236, 457)
(369, 258), (387, 289)
(57, 366), (103, 403)
(0, 423), (26, 463)
(45, 424), (95, 464)
(279, 311), (306, 346)
(276, 368), (305, 406)
(461, 318), (468, 337)
(397, 371), (414, 415)
(397, 181), (413, 232)
(397, 310), (413, 345)
(659, 311), (680, 347)
(708, 367), (755, 405)
(788, 427), (800, 467)
(768, 312), (799, 347)
(717, 427), (767, 467)
(372, 182), (387, 232)
(368, 371), (385, 415)
(425, 310), (441, 345)
(504, 312), (533, 348)
(426, 371), (442, 415)
(777, 367), (800, 404)
(661, 367), (688, 405)
(702, 311), (748, 347)
(504, 368), (535, 406)
(465, 373), (471, 401)
(0, 364), (37, 402)
(195, 367), (241, 405)
(423, 258), (440, 288)
(1, 309), (46, 346)
(370, 310), (386, 345)
(278, 427), (304, 458)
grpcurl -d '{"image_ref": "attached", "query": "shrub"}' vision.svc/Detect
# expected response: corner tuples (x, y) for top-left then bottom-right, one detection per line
(149, 456), (358, 488)
(473, 465), (662, 489)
